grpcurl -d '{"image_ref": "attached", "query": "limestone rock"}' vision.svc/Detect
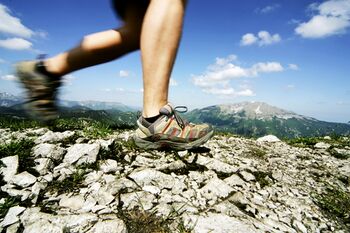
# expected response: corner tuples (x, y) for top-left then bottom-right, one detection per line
(224, 174), (246, 187)
(0, 155), (18, 182)
(128, 168), (175, 189)
(59, 195), (85, 211)
(257, 135), (280, 143)
(35, 130), (75, 144)
(34, 158), (53, 175)
(32, 143), (66, 161)
(99, 159), (119, 173)
(120, 191), (155, 210)
(183, 213), (258, 233)
(314, 142), (331, 149)
(10, 172), (36, 188)
(200, 178), (234, 199)
(1, 206), (26, 227)
(87, 219), (127, 233)
(63, 143), (100, 165)
(240, 170), (255, 182)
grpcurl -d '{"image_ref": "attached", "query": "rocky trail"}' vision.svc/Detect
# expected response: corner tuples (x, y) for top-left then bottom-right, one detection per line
(0, 128), (349, 232)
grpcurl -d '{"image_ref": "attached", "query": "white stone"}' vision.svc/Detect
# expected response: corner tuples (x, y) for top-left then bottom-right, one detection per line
(200, 178), (234, 199)
(10, 172), (36, 188)
(1, 206), (26, 227)
(323, 136), (331, 140)
(32, 143), (66, 161)
(257, 135), (280, 143)
(87, 219), (127, 233)
(34, 158), (53, 175)
(142, 185), (161, 195)
(35, 130), (75, 144)
(53, 163), (76, 181)
(64, 143), (100, 165)
(96, 189), (115, 206)
(0, 155), (18, 182)
(128, 168), (175, 189)
(59, 195), (85, 211)
(196, 155), (238, 174)
(314, 142), (331, 149)
(240, 171), (255, 182)
(100, 159), (119, 173)
(177, 150), (188, 157)
(94, 139), (115, 150)
(6, 222), (20, 233)
(84, 171), (103, 185)
(224, 174), (246, 187)
(23, 219), (62, 233)
(292, 220), (308, 233)
(55, 213), (98, 232)
(81, 196), (97, 212)
(183, 213), (258, 233)
(120, 191), (155, 210)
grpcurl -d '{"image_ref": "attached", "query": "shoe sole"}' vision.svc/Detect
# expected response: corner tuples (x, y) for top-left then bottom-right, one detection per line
(133, 130), (214, 150)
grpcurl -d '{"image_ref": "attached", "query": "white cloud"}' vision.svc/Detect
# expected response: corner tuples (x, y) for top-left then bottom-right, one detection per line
(336, 101), (350, 105)
(257, 4), (281, 14)
(192, 54), (284, 98)
(288, 64), (299, 70)
(170, 78), (178, 86)
(62, 75), (76, 85)
(250, 62), (284, 75)
(285, 84), (296, 90)
(119, 70), (130, 77)
(203, 87), (255, 97)
(295, 0), (350, 38)
(0, 58), (5, 63)
(240, 31), (281, 46)
(240, 33), (258, 46)
(0, 37), (32, 50)
(1, 74), (17, 81)
(0, 4), (33, 38)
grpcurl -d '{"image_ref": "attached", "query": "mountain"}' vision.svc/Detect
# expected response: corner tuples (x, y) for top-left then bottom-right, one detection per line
(0, 92), (22, 107)
(0, 92), (136, 112)
(59, 100), (136, 112)
(186, 102), (350, 138)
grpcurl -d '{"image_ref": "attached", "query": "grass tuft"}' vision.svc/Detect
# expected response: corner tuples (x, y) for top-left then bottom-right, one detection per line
(313, 183), (350, 227)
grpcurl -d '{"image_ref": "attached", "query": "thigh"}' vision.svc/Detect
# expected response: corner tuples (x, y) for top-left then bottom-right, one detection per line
(112, 0), (149, 20)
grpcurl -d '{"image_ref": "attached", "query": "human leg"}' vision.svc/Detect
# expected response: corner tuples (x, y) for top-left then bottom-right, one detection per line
(15, 2), (147, 122)
(140, 0), (187, 118)
(44, 4), (146, 76)
(134, 0), (214, 150)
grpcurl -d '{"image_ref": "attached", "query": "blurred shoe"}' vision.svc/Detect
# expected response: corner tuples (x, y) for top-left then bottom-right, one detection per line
(15, 60), (61, 123)
(134, 103), (214, 150)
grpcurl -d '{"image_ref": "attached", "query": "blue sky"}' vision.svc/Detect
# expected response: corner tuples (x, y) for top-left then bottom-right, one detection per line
(0, 0), (350, 123)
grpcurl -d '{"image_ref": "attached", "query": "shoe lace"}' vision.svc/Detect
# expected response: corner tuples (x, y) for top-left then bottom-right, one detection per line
(172, 106), (188, 129)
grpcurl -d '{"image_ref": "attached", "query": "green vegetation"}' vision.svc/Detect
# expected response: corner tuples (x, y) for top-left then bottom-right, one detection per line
(252, 171), (273, 188)
(117, 207), (192, 233)
(0, 116), (40, 131)
(0, 139), (38, 176)
(247, 146), (267, 159)
(313, 183), (350, 228)
(45, 169), (87, 195)
(0, 197), (21, 218)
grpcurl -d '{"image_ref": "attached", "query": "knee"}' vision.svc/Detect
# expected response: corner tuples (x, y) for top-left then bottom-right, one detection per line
(80, 35), (98, 51)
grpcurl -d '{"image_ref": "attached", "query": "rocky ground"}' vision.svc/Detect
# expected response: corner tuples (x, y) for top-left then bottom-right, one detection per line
(0, 128), (349, 233)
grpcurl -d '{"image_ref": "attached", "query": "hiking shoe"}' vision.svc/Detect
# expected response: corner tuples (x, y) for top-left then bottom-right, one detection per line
(134, 104), (214, 150)
(15, 60), (62, 123)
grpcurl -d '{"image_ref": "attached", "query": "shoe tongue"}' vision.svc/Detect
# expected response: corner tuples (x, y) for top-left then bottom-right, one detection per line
(159, 103), (173, 116)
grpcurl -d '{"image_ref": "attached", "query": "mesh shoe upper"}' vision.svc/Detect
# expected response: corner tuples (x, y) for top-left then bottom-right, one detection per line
(16, 61), (61, 122)
(135, 104), (213, 143)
